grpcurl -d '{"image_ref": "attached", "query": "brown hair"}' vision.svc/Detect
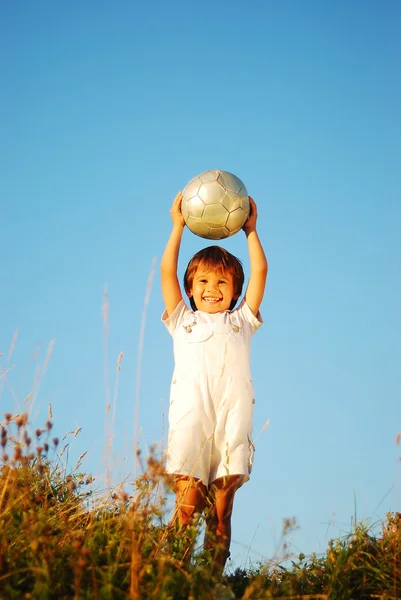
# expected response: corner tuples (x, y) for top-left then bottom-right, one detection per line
(183, 246), (244, 311)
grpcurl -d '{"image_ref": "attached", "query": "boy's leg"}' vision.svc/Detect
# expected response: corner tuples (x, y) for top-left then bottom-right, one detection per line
(171, 476), (207, 562)
(204, 475), (241, 575)
(173, 476), (207, 526)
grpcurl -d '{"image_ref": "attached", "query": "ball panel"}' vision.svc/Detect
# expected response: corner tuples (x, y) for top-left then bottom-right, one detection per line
(199, 170), (220, 183)
(209, 226), (230, 240)
(238, 194), (250, 215)
(186, 217), (211, 238)
(218, 171), (246, 194)
(185, 196), (205, 218)
(203, 203), (229, 227)
(221, 192), (241, 212)
(198, 181), (226, 205)
(182, 177), (202, 200)
(226, 207), (248, 232)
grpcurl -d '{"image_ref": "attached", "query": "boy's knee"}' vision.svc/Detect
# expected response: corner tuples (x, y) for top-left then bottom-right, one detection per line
(177, 503), (198, 526)
(215, 517), (231, 535)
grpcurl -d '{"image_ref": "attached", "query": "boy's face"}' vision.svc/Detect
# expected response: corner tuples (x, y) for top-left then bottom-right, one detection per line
(187, 267), (237, 313)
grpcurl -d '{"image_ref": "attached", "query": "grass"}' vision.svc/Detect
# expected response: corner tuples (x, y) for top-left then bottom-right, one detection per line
(0, 412), (400, 599)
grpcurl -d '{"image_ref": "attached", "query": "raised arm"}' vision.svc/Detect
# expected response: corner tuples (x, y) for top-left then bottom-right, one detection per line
(243, 197), (268, 316)
(160, 192), (185, 317)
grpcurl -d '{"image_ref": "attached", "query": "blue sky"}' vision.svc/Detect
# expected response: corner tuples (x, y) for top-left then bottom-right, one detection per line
(1, 0), (400, 567)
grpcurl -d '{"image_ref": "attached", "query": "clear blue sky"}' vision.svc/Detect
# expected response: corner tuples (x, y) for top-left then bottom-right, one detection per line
(1, 0), (400, 568)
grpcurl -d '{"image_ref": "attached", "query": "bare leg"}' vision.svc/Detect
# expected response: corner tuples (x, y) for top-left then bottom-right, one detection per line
(171, 476), (207, 562)
(204, 475), (241, 575)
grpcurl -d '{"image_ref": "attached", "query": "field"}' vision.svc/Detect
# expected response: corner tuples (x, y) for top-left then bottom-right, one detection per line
(0, 412), (400, 600)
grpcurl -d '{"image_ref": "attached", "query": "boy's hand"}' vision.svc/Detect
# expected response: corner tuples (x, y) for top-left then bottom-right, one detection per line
(170, 192), (185, 228)
(243, 196), (258, 235)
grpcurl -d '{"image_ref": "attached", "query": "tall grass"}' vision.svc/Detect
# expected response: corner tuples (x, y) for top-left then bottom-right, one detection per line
(0, 412), (218, 599)
(0, 411), (400, 599)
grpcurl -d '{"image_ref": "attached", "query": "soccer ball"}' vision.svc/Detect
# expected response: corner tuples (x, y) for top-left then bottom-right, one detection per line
(181, 170), (249, 240)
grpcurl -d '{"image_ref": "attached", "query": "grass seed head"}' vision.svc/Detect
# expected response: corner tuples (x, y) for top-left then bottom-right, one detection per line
(16, 413), (28, 428)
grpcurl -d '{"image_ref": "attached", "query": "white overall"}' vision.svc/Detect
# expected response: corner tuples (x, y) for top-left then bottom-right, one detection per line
(162, 299), (262, 486)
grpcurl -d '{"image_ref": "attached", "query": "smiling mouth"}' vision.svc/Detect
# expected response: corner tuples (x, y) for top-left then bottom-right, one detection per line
(202, 297), (221, 303)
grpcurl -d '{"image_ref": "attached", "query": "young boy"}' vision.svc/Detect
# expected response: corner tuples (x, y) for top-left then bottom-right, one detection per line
(161, 191), (267, 574)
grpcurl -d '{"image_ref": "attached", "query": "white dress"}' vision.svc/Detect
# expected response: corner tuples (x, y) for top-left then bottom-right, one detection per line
(162, 299), (263, 486)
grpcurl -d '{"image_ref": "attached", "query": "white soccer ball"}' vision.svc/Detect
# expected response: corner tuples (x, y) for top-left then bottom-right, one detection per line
(181, 170), (250, 240)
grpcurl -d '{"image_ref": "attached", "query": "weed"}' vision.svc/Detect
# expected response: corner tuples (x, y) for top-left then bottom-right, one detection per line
(0, 413), (400, 599)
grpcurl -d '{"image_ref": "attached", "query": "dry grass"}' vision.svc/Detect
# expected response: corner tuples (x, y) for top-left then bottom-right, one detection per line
(0, 411), (400, 599)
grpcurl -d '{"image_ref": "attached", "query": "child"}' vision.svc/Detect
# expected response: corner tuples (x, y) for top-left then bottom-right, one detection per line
(161, 191), (267, 574)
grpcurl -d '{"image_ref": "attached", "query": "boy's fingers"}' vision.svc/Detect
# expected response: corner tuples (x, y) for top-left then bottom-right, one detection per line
(172, 191), (182, 210)
(248, 196), (257, 216)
